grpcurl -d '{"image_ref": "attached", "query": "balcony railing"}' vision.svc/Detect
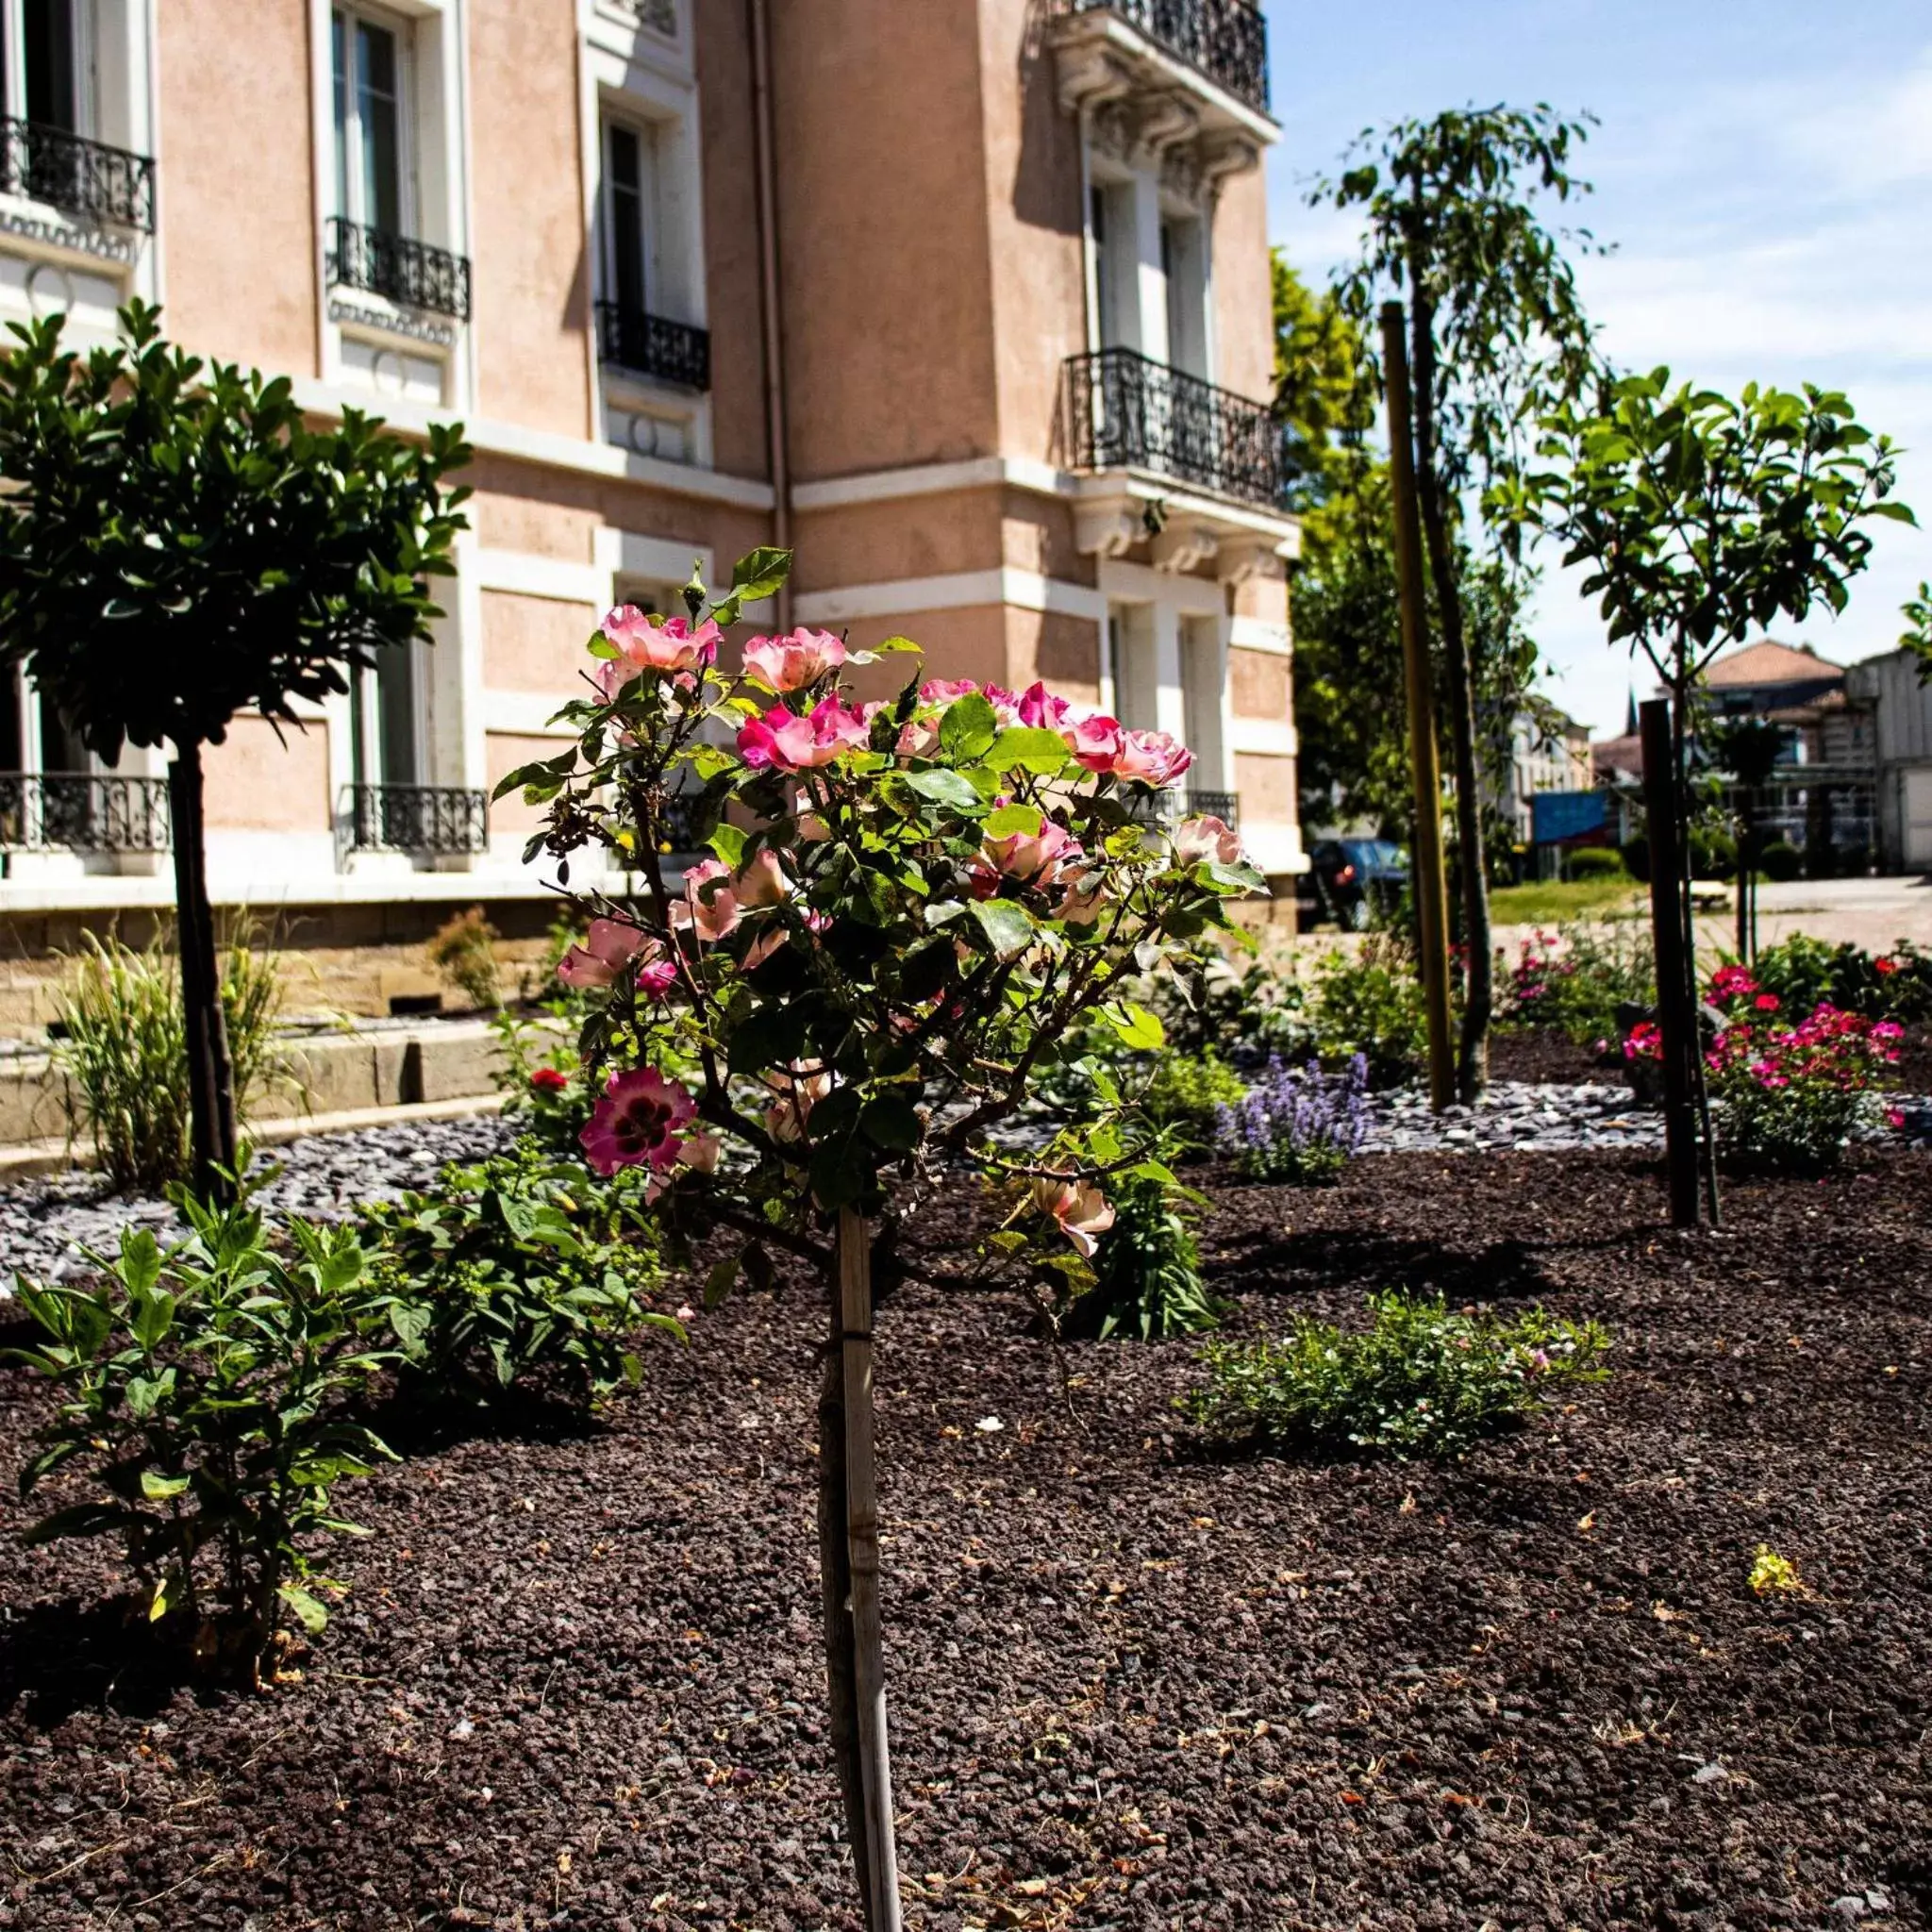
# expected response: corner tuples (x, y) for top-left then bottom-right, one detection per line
(0, 118), (155, 231)
(348, 784), (488, 856)
(1125, 786), (1240, 828)
(1185, 789), (1238, 824)
(0, 773), (171, 853)
(1065, 347), (1293, 509)
(1059, 0), (1270, 116)
(327, 218), (472, 322)
(595, 301), (711, 391)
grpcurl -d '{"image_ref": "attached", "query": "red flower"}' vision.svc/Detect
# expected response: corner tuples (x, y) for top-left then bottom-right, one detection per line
(530, 1067), (569, 1093)
(1754, 993), (1781, 1012)
(1875, 956), (1900, 976)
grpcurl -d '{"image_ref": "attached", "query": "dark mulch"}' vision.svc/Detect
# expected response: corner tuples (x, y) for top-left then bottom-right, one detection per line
(2, 1150), (1930, 1929)
(1487, 1026), (1623, 1087)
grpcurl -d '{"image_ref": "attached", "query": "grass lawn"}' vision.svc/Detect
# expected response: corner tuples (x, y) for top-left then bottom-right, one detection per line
(1490, 874), (1648, 925)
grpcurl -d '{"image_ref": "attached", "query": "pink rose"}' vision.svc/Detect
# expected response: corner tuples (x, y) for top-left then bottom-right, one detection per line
(737, 697), (873, 772)
(1110, 728), (1193, 789)
(1064, 712), (1124, 773)
(579, 1067), (697, 1175)
(974, 819), (1082, 894)
(1030, 1175), (1116, 1257)
(557, 917), (646, 990)
(634, 941), (678, 997)
(1057, 874), (1110, 926)
(676, 858), (741, 942)
(733, 847), (793, 908)
(763, 1065), (833, 1143)
(679, 1131), (723, 1174)
(1016, 681), (1071, 730)
(594, 608), (722, 697)
(742, 627), (848, 692)
(919, 677), (980, 706)
(1173, 815), (1241, 868)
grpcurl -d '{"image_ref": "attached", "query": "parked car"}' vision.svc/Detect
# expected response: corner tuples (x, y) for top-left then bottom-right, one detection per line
(1307, 839), (1410, 929)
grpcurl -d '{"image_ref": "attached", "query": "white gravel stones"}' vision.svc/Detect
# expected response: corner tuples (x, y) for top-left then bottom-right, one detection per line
(0, 1114), (513, 1298)
(1362, 1081), (1661, 1156)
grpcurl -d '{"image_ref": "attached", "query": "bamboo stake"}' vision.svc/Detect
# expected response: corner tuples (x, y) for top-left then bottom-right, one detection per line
(1379, 301), (1457, 1113)
(837, 1207), (902, 1932)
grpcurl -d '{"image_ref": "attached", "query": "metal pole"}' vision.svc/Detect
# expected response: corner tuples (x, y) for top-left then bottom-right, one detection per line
(1641, 699), (1700, 1226)
(1379, 301), (1456, 1113)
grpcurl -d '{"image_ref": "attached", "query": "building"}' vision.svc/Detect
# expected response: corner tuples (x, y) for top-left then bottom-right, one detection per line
(1590, 641), (1878, 865)
(1493, 701), (1592, 848)
(1844, 649), (1932, 874)
(0, 0), (1304, 1018)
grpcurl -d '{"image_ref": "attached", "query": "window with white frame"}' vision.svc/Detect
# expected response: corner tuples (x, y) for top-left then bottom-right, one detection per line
(604, 117), (655, 321)
(3, 0), (86, 135)
(332, 4), (410, 238)
(593, 106), (708, 393)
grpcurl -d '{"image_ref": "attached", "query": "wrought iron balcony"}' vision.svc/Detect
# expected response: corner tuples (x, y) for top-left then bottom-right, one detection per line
(327, 218), (472, 322)
(1124, 786), (1240, 828)
(1065, 348), (1293, 509)
(1058, 0), (1270, 116)
(595, 301), (711, 391)
(347, 784), (488, 856)
(0, 118), (155, 231)
(1185, 789), (1238, 824)
(0, 773), (171, 852)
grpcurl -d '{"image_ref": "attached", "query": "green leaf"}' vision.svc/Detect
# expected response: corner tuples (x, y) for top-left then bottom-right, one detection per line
(140, 1469), (191, 1502)
(808, 1137), (869, 1211)
(876, 635), (923, 655)
(22, 1502), (138, 1545)
(939, 692), (999, 763)
(729, 545), (794, 601)
(705, 1253), (739, 1308)
(859, 1092), (924, 1152)
(967, 898), (1034, 958)
(726, 1000), (810, 1074)
(118, 1226), (161, 1296)
(981, 802), (1044, 839)
(901, 768), (983, 813)
(1105, 1001), (1165, 1052)
(278, 1583), (331, 1635)
(983, 727), (1068, 776)
(129, 1288), (175, 1352)
(708, 822), (749, 869)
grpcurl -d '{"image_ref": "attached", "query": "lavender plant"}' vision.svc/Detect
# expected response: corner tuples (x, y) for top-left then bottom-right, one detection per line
(1214, 1052), (1371, 1183)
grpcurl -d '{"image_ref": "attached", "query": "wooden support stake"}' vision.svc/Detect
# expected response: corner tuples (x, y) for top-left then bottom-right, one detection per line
(837, 1207), (902, 1932)
(1641, 700), (1701, 1227)
(1380, 301), (1457, 1113)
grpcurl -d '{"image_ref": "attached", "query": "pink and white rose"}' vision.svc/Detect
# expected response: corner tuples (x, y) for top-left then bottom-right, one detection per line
(594, 608), (723, 697)
(1172, 815), (1241, 868)
(737, 697), (874, 772)
(1110, 728), (1193, 789)
(1030, 1175), (1116, 1257)
(742, 627), (849, 692)
(675, 858), (741, 942)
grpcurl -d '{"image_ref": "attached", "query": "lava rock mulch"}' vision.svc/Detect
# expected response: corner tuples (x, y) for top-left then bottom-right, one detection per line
(2, 1151), (1930, 1929)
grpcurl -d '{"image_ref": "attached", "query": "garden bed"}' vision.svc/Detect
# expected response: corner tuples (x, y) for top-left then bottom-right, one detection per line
(1, 1147), (1928, 1929)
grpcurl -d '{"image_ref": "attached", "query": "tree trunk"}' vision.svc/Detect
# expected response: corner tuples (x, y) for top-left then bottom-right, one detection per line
(817, 1209), (902, 1931)
(1669, 692), (1722, 1226)
(1407, 295), (1492, 1101)
(167, 745), (237, 1202)
(1641, 700), (1700, 1227)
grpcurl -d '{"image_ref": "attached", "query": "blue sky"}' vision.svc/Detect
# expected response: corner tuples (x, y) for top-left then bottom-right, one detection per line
(1260, 0), (1932, 738)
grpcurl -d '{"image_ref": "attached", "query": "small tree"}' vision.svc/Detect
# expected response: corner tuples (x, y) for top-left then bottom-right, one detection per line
(1318, 105), (1601, 1096)
(0, 303), (470, 1193)
(1511, 370), (1912, 1208)
(504, 551), (1255, 1927)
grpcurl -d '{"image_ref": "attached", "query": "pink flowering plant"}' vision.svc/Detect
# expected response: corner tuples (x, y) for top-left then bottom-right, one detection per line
(1700, 966), (1902, 1170)
(492, 548), (1261, 1282)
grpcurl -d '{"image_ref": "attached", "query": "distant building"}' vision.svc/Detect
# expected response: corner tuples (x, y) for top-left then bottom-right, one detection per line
(1591, 641), (1879, 865)
(1844, 650), (1932, 874)
(1492, 703), (1592, 846)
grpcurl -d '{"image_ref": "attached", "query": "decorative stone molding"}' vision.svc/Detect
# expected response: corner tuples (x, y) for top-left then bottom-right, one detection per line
(1074, 502), (1142, 558)
(1150, 521), (1220, 575)
(1217, 536), (1288, 585)
(1055, 40), (1135, 117)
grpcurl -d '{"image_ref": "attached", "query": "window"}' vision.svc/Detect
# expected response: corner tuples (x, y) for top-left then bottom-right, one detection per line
(332, 4), (408, 236)
(605, 119), (651, 318)
(1162, 215), (1208, 378)
(8, 0), (80, 131)
(1091, 183), (1137, 353)
(352, 646), (418, 791)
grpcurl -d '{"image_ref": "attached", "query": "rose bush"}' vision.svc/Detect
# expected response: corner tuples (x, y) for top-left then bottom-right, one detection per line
(494, 549), (1258, 1923)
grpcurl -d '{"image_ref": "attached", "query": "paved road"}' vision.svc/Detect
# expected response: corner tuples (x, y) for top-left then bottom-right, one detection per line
(1739, 875), (1932, 954)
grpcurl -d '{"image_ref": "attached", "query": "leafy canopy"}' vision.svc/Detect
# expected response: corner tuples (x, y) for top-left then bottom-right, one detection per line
(1505, 370), (1916, 691)
(0, 299), (471, 759)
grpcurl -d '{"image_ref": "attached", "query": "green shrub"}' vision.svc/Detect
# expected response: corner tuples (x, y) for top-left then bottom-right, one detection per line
(358, 1143), (677, 1404)
(427, 906), (503, 1011)
(1072, 1167), (1219, 1341)
(53, 928), (293, 1191)
(1503, 922), (1654, 1042)
(1142, 1050), (1247, 1151)
(1689, 825), (1737, 880)
(1307, 939), (1425, 1088)
(1563, 846), (1625, 881)
(1757, 839), (1804, 882)
(11, 1196), (393, 1678)
(1746, 934), (1932, 1025)
(1185, 1291), (1609, 1459)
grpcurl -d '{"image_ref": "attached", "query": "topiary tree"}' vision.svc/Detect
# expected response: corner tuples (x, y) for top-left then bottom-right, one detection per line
(1507, 371), (1913, 1218)
(502, 550), (1256, 1928)
(0, 302), (470, 1195)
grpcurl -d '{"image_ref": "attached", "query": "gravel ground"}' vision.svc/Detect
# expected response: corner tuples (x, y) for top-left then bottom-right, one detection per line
(0, 1150), (1927, 1928)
